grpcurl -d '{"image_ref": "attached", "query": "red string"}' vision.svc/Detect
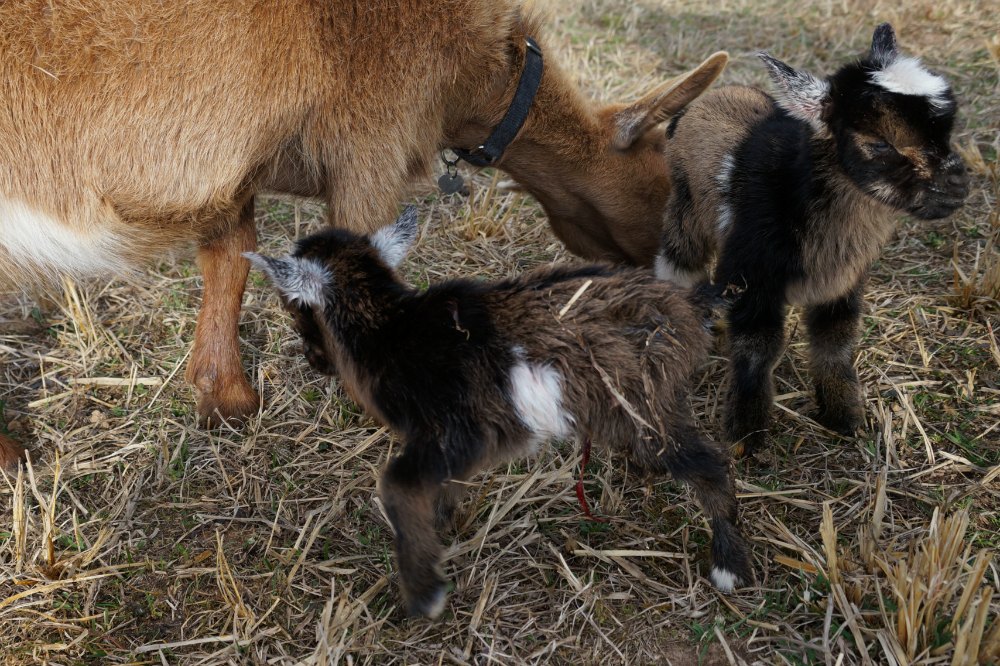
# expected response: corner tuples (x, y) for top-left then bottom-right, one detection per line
(575, 437), (609, 523)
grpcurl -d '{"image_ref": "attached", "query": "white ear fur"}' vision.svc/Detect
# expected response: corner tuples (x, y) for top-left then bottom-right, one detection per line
(370, 206), (419, 268)
(758, 52), (830, 129)
(244, 252), (330, 307)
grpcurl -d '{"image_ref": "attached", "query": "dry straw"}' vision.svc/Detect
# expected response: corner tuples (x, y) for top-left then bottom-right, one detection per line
(1, 0), (998, 663)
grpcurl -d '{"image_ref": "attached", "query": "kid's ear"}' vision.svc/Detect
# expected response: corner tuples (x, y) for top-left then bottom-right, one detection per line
(243, 252), (330, 307)
(869, 22), (898, 66)
(370, 205), (419, 268)
(758, 52), (830, 128)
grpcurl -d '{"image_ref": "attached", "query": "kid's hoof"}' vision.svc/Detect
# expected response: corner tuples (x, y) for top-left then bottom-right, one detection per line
(406, 580), (449, 619)
(814, 407), (862, 436)
(730, 432), (766, 459)
(709, 565), (750, 593)
(0, 434), (27, 473)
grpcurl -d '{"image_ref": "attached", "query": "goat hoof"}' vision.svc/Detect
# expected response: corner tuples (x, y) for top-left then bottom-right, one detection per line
(730, 432), (766, 459)
(405, 579), (449, 619)
(814, 408), (862, 436)
(710, 564), (751, 593)
(195, 379), (261, 427)
(0, 434), (27, 473)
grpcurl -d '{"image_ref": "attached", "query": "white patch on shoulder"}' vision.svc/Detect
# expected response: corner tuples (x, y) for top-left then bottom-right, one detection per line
(654, 254), (705, 288)
(509, 347), (573, 443)
(715, 154), (736, 233)
(716, 154), (735, 189)
(0, 197), (130, 280)
(871, 56), (950, 108)
(710, 566), (740, 593)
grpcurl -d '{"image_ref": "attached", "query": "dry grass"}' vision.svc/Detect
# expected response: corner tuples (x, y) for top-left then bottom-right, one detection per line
(1, 0), (998, 663)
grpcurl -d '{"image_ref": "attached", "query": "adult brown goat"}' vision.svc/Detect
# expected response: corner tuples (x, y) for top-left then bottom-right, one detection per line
(0, 1), (728, 467)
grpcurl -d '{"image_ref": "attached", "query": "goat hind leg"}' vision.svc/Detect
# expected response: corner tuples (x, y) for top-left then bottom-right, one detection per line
(379, 453), (451, 618)
(806, 282), (864, 435)
(644, 418), (753, 591)
(186, 199), (260, 426)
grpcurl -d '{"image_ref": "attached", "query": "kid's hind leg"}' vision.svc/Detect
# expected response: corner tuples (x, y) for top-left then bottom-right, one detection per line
(654, 171), (711, 288)
(379, 453), (449, 618)
(639, 416), (753, 591)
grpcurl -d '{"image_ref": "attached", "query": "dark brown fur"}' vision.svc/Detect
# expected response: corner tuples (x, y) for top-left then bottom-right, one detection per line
(249, 211), (753, 617)
(656, 26), (968, 455)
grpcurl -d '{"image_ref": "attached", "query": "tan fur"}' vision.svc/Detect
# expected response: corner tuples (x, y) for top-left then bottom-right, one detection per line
(785, 177), (893, 306)
(662, 86), (896, 307)
(184, 201), (260, 424)
(490, 52), (730, 264)
(0, 1), (727, 424)
(664, 87), (770, 265)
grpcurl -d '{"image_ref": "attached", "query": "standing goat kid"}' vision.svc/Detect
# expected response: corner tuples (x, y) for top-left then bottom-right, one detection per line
(247, 208), (753, 618)
(655, 24), (969, 455)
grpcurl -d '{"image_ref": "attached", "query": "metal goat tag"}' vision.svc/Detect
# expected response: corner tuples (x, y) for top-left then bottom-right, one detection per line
(438, 151), (468, 196)
(437, 171), (467, 196)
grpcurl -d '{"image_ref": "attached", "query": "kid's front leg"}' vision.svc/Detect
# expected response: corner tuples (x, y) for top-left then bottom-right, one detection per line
(805, 282), (865, 435)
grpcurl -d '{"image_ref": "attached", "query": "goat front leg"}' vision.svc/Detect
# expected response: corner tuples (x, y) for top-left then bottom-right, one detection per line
(723, 290), (786, 457)
(185, 199), (260, 426)
(805, 281), (865, 435)
(379, 450), (451, 618)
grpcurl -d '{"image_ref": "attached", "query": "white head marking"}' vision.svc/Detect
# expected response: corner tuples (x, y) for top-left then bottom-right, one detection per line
(870, 57), (951, 109)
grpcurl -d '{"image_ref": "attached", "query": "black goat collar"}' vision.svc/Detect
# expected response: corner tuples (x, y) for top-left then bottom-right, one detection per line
(452, 37), (543, 167)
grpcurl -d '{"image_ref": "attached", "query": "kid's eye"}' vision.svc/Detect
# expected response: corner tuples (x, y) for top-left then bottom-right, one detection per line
(870, 141), (893, 155)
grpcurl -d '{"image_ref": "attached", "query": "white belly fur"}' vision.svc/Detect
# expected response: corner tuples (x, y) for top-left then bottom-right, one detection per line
(0, 196), (132, 283)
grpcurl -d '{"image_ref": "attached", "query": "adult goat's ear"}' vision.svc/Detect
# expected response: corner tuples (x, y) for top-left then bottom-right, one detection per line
(758, 52), (830, 128)
(613, 51), (729, 149)
(370, 205), (419, 268)
(244, 252), (330, 308)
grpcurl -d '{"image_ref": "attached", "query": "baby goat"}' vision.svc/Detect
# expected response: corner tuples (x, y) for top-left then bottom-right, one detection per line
(247, 208), (752, 618)
(655, 23), (969, 455)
